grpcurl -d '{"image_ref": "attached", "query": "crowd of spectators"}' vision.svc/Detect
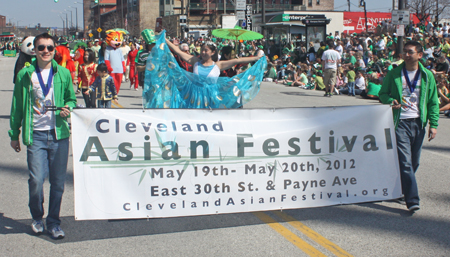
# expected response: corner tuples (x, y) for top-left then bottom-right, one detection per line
(8, 22), (450, 114)
(255, 21), (450, 112)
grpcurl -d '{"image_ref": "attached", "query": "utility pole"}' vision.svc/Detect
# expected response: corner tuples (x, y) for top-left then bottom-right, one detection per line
(363, 1), (367, 33)
(348, 0), (350, 12)
(181, 0), (184, 14)
(397, 0), (404, 56)
(262, 0), (265, 36)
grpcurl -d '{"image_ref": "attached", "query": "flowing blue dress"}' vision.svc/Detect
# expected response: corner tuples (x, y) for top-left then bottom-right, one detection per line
(143, 30), (267, 109)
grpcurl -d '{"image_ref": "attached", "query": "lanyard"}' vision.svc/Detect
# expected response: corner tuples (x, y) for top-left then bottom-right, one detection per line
(402, 66), (420, 93)
(35, 65), (53, 97)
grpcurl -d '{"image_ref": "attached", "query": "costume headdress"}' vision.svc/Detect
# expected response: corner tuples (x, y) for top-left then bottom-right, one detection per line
(141, 29), (156, 44)
(105, 29), (126, 49)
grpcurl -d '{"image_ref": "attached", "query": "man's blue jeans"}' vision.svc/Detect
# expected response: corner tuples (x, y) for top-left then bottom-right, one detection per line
(27, 130), (69, 229)
(395, 118), (425, 208)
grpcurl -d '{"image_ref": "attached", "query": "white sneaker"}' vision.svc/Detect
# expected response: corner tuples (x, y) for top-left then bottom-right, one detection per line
(48, 225), (65, 239)
(31, 220), (44, 234)
(408, 205), (420, 212)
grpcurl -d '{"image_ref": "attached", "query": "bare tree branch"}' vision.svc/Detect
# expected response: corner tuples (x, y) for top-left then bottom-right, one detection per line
(407, 0), (450, 23)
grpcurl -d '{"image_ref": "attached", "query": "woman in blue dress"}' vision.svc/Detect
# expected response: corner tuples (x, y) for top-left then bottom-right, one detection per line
(143, 31), (267, 109)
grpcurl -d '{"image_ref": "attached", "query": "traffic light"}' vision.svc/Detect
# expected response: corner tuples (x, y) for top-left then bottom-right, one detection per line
(95, 0), (98, 3)
(54, 0), (59, 2)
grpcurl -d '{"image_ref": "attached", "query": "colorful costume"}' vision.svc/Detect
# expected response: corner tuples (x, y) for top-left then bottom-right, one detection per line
(104, 30), (126, 94)
(143, 30), (267, 108)
(127, 48), (139, 89)
(54, 44), (76, 81)
(78, 62), (98, 108)
(88, 74), (118, 108)
(73, 47), (85, 89)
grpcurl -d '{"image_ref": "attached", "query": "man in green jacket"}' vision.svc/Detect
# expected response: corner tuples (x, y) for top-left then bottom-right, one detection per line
(9, 33), (77, 239)
(379, 41), (439, 213)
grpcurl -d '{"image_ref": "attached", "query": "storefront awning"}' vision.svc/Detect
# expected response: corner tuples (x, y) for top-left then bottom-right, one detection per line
(263, 22), (305, 27)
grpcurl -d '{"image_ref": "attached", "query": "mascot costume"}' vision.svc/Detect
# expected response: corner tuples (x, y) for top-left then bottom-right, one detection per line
(13, 36), (35, 83)
(54, 41), (76, 82)
(105, 29), (127, 94)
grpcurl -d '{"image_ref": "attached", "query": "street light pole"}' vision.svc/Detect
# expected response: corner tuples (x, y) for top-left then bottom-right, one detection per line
(59, 15), (65, 37)
(66, 13), (68, 37)
(69, 6), (78, 38)
(74, 2), (83, 38)
(66, 9), (73, 29)
(71, 6), (78, 32)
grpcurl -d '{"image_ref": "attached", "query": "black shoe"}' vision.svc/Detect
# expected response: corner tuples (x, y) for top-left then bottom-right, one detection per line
(324, 92), (328, 96)
(327, 93), (332, 97)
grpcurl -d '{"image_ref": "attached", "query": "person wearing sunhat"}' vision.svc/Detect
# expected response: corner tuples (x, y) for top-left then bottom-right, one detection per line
(135, 29), (156, 89)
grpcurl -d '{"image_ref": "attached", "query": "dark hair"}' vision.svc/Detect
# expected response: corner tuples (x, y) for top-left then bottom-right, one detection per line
(97, 63), (108, 73)
(404, 41), (423, 53)
(221, 46), (233, 60)
(84, 49), (95, 64)
(33, 33), (55, 48)
(99, 42), (107, 57)
(327, 40), (335, 49)
(202, 43), (219, 62)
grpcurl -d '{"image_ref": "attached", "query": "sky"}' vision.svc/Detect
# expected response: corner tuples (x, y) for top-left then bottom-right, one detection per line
(334, 0), (393, 12)
(1, 0), (394, 28)
(1, 0), (84, 28)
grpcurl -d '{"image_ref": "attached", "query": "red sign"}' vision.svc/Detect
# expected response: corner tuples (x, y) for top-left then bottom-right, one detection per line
(343, 12), (391, 34)
(343, 12), (426, 34)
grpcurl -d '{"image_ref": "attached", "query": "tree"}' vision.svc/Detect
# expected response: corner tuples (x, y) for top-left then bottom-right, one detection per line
(407, 0), (450, 23)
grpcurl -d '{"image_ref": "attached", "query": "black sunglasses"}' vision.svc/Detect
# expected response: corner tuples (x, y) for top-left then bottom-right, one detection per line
(37, 45), (55, 52)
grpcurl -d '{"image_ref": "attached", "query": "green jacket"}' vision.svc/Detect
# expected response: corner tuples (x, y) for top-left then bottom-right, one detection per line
(9, 59), (77, 146)
(379, 62), (439, 129)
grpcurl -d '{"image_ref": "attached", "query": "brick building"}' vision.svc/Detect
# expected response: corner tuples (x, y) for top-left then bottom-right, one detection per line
(85, 0), (334, 38)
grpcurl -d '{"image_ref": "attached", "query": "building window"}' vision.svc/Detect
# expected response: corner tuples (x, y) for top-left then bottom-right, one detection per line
(166, 0), (170, 4)
(308, 0), (312, 6)
(316, 0), (319, 4)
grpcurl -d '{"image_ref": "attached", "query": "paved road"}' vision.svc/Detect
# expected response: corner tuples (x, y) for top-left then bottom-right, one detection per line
(1, 55), (449, 256)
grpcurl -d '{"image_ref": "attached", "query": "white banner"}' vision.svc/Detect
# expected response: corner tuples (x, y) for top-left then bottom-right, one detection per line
(71, 106), (401, 220)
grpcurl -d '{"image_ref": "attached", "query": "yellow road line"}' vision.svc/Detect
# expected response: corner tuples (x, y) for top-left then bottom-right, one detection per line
(274, 211), (353, 257)
(253, 212), (326, 257)
(112, 101), (124, 108)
